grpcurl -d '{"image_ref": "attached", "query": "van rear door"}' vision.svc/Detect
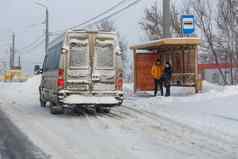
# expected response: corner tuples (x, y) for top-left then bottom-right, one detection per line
(66, 35), (90, 92)
(66, 33), (116, 93)
(91, 36), (116, 92)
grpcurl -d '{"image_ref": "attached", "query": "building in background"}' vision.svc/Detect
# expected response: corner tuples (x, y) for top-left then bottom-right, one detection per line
(198, 52), (238, 85)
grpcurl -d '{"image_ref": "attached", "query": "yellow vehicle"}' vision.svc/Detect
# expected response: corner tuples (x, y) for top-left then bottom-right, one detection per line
(3, 68), (28, 82)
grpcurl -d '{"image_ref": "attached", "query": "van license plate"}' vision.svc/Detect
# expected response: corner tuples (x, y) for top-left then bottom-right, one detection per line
(68, 84), (88, 91)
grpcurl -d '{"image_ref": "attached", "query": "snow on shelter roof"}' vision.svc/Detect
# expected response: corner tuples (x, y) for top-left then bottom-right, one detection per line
(130, 37), (201, 51)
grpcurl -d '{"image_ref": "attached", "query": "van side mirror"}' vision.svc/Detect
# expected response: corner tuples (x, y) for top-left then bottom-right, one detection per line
(116, 47), (122, 56)
(116, 51), (122, 56)
(39, 68), (43, 74)
(34, 65), (42, 75)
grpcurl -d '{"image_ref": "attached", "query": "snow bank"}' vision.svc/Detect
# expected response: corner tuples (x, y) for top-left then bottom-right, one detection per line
(0, 75), (41, 92)
(0, 75), (41, 109)
(123, 83), (134, 97)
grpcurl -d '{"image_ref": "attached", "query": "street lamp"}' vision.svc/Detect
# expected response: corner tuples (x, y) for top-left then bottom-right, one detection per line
(35, 2), (49, 55)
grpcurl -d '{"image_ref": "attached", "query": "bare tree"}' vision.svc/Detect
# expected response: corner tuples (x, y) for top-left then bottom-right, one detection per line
(96, 20), (116, 32)
(170, 3), (182, 35)
(97, 20), (132, 82)
(216, 0), (238, 84)
(139, 1), (163, 40)
(97, 20), (128, 53)
(191, 0), (228, 84)
(139, 1), (190, 40)
(181, 0), (193, 14)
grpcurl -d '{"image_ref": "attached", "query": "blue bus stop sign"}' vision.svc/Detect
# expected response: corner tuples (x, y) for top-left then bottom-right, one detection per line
(181, 15), (195, 35)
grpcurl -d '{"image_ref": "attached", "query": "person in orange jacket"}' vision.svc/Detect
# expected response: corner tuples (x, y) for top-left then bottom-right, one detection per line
(151, 59), (165, 96)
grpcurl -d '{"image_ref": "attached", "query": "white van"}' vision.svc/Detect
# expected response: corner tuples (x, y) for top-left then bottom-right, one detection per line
(39, 30), (124, 114)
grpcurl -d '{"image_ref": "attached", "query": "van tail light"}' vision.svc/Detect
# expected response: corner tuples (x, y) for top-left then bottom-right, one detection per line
(116, 71), (123, 91)
(57, 69), (65, 89)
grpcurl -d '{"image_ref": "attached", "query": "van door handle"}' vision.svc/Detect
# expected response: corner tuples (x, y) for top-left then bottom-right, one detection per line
(92, 75), (100, 81)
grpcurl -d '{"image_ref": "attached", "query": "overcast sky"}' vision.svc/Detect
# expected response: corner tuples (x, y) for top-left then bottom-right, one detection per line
(0, 0), (175, 74)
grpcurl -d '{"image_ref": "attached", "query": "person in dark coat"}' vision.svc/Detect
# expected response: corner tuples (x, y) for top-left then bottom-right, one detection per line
(163, 62), (173, 96)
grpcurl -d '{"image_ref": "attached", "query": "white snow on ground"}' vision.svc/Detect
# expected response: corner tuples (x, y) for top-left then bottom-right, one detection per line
(0, 76), (238, 159)
(125, 82), (238, 136)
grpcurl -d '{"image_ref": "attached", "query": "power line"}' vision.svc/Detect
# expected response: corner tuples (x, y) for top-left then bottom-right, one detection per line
(25, 39), (45, 53)
(69, 0), (130, 30)
(17, 0), (142, 56)
(17, 38), (44, 55)
(85, 0), (142, 28)
(19, 35), (44, 51)
(54, 0), (131, 33)
(23, 39), (44, 53)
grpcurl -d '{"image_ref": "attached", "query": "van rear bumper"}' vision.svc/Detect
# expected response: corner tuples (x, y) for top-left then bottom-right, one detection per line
(59, 95), (123, 106)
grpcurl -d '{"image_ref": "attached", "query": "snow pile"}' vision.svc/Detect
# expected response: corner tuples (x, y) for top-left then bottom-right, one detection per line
(0, 75), (41, 102)
(199, 81), (238, 99)
(123, 83), (134, 97)
(202, 81), (223, 92)
(0, 75), (41, 92)
(22, 75), (41, 89)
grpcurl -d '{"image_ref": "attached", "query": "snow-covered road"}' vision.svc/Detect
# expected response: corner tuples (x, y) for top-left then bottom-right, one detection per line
(0, 76), (238, 159)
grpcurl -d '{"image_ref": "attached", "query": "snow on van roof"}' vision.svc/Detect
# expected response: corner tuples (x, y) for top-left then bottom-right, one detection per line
(68, 29), (117, 34)
(48, 30), (118, 49)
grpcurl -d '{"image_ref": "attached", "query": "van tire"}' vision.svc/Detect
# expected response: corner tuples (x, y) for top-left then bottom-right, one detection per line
(104, 108), (111, 113)
(96, 107), (111, 113)
(119, 100), (123, 106)
(50, 105), (64, 115)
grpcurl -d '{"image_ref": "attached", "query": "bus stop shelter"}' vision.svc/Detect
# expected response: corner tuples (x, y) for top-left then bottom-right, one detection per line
(130, 37), (201, 93)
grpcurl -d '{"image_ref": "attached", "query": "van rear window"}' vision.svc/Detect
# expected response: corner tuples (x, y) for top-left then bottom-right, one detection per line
(70, 42), (88, 68)
(96, 39), (114, 68)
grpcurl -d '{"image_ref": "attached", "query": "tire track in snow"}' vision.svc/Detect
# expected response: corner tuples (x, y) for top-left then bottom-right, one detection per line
(100, 107), (235, 159)
(97, 108), (202, 158)
(84, 113), (138, 159)
(119, 105), (238, 159)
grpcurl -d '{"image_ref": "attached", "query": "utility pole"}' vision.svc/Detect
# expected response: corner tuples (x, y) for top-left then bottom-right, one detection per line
(35, 2), (49, 55)
(163, 0), (171, 38)
(18, 56), (21, 68)
(12, 33), (15, 68)
(45, 8), (49, 55)
(10, 33), (15, 69)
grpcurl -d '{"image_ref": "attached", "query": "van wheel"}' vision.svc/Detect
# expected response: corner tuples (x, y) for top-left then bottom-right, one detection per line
(40, 99), (46, 107)
(104, 108), (111, 113)
(96, 107), (111, 113)
(118, 100), (123, 106)
(50, 105), (64, 115)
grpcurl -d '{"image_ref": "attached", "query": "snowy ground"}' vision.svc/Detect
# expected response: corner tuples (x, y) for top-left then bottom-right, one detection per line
(0, 76), (238, 159)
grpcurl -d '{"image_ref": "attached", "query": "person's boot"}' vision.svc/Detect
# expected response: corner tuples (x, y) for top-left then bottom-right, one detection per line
(165, 88), (170, 97)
